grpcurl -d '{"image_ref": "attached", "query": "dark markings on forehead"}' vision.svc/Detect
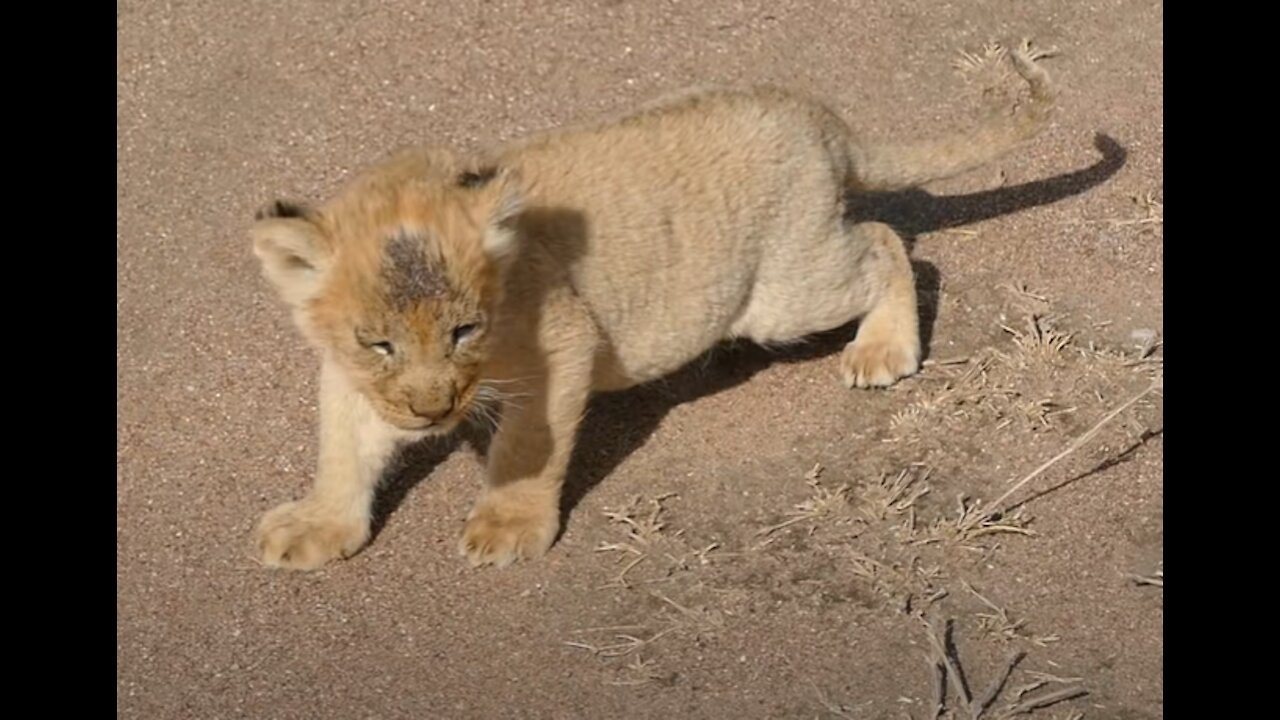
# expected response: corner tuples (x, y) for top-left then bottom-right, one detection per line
(255, 199), (310, 220)
(456, 166), (498, 189)
(382, 231), (450, 308)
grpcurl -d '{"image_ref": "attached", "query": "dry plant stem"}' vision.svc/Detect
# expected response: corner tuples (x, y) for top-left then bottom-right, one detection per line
(965, 379), (1161, 528)
(926, 619), (974, 716)
(975, 652), (1025, 717)
(1127, 571), (1163, 587)
(562, 625), (678, 658)
(922, 356), (972, 368)
(1002, 686), (1088, 715)
(962, 580), (1003, 615)
(930, 660), (947, 719)
(1024, 671), (1083, 684)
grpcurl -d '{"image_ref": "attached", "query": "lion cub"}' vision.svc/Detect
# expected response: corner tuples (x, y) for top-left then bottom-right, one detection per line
(250, 43), (1052, 569)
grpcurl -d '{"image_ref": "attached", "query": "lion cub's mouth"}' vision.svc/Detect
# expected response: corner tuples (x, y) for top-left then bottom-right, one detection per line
(383, 411), (459, 435)
(379, 380), (481, 434)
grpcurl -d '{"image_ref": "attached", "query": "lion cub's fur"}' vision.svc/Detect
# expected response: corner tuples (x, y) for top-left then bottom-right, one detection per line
(250, 43), (1053, 569)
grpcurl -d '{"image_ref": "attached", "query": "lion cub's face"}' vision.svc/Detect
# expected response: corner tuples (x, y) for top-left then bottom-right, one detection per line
(250, 150), (521, 433)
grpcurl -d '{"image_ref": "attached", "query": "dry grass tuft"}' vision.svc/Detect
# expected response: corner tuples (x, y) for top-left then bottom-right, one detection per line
(755, 463), (852, 547)
(952, 41), (1008, 75)
(961, 377), (1163, 533)
(860, 466), (933, 523)
(952, 39), (1059, 118)
(1000, 315), (1074, 368)
(596, 492), (720, 589)
(913, 613), (1085, 720)
(1112, 190), (1163, 229)
(928, 494), (1036, 548)
(964, 582), (1060, 647)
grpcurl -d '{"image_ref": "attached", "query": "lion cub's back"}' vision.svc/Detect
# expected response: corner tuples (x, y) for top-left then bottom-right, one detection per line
(498, 88), (856, 385)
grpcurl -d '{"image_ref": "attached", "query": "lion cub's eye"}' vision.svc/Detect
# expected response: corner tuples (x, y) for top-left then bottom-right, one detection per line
(368, 341), (395, 357)
(452, 323), (480, 346)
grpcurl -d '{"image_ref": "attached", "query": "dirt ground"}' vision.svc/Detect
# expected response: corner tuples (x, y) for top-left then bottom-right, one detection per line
(117, 1), (1163, 718)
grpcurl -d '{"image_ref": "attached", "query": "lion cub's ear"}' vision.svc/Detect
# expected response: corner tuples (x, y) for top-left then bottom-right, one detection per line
(249, 201), (333, 308)
(459, 166), (524, 262)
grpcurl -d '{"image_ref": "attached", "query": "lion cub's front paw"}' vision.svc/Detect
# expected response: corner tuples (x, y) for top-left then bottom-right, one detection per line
(256, 501), (368, 571)
(459, 495), (559, 568)
(840, 334), (921, 389)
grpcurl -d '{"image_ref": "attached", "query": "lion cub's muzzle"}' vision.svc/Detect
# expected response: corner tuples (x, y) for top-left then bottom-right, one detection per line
(381, 381), (470, 433)
(407, 388), (456, 422)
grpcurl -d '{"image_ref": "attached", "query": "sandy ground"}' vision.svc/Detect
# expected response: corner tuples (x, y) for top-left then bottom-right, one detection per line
(117, 1), (1163, 718)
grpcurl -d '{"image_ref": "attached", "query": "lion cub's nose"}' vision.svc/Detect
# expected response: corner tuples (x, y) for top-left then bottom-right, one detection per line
(409, 389), (456, 421)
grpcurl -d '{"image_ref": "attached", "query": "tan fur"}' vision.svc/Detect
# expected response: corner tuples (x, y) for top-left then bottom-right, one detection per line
(249, 42), (1054, 569)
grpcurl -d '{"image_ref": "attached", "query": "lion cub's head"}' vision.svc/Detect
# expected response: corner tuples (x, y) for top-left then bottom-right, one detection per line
(250, 148), (522, 433)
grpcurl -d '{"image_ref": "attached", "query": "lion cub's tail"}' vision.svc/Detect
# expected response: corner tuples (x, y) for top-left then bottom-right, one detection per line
(846, 41), (1054, 193)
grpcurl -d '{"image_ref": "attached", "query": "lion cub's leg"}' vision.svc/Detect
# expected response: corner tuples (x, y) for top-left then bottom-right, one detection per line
(460, 335), (595, 568)
(840, 222), (922, 388)
(256, 359), (404, 570)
